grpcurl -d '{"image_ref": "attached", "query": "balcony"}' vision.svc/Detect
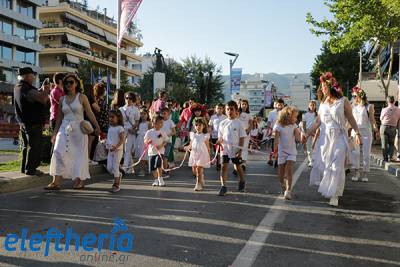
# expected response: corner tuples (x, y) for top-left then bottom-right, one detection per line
(40, 45), (142, 77)
(40, 23), (142, 62)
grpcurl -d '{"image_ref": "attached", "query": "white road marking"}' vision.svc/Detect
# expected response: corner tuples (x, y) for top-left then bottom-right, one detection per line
(232, 158), (308, 267)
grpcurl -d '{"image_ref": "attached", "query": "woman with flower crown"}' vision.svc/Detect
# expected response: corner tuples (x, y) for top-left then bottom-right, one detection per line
(304, 72), (362, 206)
(349, 87), (379, 182)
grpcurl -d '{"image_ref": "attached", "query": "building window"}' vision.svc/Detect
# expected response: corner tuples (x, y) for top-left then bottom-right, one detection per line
(0, 17), (12, 35)
(0, 43), (12, 60)
(16, 0), (35, 18)
(16, 47), (35, 65)
(16, 23), (36, 42)
(0, 67), (13, 82)
(0, 0), (12, 9)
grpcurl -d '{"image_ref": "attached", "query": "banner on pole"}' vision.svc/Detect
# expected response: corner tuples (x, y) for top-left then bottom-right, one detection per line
(230, 68), (242, 95)
(118, 0), (143, 47)
(264, 82), (273, 108)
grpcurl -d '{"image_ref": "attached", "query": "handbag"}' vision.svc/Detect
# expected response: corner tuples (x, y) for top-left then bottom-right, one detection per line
(65, 94), (94, 135)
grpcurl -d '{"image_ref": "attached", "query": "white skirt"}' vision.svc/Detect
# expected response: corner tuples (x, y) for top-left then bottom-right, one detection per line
(318, 128), (347, 198)
(50, 120), (90, 180)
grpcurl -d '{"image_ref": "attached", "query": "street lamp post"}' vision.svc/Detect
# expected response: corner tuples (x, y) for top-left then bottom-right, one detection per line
(224, 52), (239, 98)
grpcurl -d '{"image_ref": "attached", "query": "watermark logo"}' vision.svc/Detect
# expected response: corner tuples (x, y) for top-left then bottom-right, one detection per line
(3, 218), (133, 256)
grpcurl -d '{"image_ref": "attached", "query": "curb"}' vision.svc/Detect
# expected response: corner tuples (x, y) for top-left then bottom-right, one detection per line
(370, 154), (400, 177)
(0, 165), (107, 194)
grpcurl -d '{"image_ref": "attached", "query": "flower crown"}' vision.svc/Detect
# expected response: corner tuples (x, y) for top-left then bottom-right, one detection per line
(320, 72), (342, 93)
(351, 86), (366, 98)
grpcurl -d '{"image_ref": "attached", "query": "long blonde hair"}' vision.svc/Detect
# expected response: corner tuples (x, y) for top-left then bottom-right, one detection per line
(277, 106), (298, 126)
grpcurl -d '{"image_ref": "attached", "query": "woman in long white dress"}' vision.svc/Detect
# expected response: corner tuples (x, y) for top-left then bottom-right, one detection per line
(46, 74), (100, 190)
(349, 86), (379, 182)
(305, 72), (362, 206)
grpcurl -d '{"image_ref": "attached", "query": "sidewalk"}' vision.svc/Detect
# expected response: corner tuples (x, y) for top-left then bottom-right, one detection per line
(370, 144), (400, 178)
(0, 151), (187, 194)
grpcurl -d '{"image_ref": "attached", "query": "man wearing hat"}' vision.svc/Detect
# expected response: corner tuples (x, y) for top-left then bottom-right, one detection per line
(14, 67), (50, 176)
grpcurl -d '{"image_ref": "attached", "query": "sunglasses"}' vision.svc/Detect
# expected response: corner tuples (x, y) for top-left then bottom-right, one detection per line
(65, 80), (75, 85)
(125, 96), (133, 100)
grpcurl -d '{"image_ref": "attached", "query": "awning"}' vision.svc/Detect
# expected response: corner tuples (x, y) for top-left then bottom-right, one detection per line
(104, 31), (117, 45)
(66, 34), (90, 49)
(87, 23), (105, 37)
(65, 13), (87, 26)
(66, 54), (80, 64)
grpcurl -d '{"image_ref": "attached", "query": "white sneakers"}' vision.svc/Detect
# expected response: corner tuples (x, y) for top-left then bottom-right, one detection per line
(329, 197), (339, 206)
(284, 190), (292, 200)
(194, 182), (203, 191)
(352, 170), (368, 182)
(152, 179), (159, 186)
(361, 177), (368, 182)
(158, 177), (166, 187)
(89, 160), (98, 166)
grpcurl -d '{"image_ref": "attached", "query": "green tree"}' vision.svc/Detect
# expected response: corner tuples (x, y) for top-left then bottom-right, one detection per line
(306, 0), (400, 97)
(182, 56), (224, 105)
(310, 43), (360, 97)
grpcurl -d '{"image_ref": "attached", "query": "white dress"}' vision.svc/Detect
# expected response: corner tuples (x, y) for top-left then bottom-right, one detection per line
(135, 122), (149, 160)
(350, 104), (372, 172)
(239, 112), (252, 161)
(318, 98), (348, 198)
(50, 93), (90, 180)
(310, 115), (326, 186)
(188, 132), (210, 168)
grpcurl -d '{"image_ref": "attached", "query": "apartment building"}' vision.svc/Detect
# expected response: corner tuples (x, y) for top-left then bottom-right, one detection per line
(0, 0), (44, 118)
(239, 80), (278, 115)
(38, 0), (143, 84)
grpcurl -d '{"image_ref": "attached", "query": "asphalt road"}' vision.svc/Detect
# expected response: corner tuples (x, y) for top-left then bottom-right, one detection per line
(0, 154), (399, 267)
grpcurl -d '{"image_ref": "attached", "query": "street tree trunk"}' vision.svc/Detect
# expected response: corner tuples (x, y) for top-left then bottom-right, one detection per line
(377, 42), (395, 99)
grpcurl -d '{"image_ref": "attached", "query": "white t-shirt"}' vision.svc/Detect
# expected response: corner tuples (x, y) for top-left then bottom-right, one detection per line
(302, 112), (317, 130)
(209, 114), (227, 139)
(106, 126), (124, 150)
(161, 118), (176, 143)
(120, 105), (140, 132)
(239, 112), (252, 134)
(218, 118), (247, 158)
(267, 109), (278, 128)
(144, 129), (169, 156)
(273, 123), (298, 156)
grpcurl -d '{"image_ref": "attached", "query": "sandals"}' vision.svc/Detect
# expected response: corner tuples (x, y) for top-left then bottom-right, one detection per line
(110, 175), (122, 193)
(44, 183), (61, 191)
(73, 179), (85, 190)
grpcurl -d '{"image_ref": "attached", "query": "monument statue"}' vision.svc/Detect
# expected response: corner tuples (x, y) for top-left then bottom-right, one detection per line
(154, 47), (165, 72)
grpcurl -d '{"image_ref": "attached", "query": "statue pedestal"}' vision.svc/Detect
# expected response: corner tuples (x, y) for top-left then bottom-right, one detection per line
(153, 72), (166, 95)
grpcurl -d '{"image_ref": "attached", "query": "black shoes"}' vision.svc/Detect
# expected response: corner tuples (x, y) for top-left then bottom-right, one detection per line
(218, 186), (227, 196)
(238, 181), (246, 192)
(25, 170), (45, 176)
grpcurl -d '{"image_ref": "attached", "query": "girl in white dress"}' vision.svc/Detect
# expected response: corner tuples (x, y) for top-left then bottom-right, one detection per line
(305, 72), (362, 206)
(238, 100), (253, 170)
(301, 100), (317, 167)
(106, 110), (125, 193)
(350, 87), (379, 182)
(185, 117), (210, 191)
(47, 74), (100, 190)
(273, 107), (302, 200)
(135, 109), (151, 177)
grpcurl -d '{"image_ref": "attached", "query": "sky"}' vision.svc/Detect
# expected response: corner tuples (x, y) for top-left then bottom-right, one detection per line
(88, 0), (331, 75)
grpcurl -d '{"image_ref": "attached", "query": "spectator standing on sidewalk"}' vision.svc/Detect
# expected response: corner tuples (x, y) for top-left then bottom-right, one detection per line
(14, 67), (50, 176)
(379, 96), (400, 162)
(49, 73), (65, 131)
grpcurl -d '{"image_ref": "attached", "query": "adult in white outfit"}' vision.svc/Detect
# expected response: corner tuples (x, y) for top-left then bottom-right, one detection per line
(120, 92), (140, 174)
(46, 74), (100, 190)
(349, 86), (379, 182)
(238, 99), (253, 170)
(305, 72), (362, 206)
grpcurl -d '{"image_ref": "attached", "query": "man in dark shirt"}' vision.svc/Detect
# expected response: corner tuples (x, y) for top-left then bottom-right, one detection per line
(14, 67), (50, 175)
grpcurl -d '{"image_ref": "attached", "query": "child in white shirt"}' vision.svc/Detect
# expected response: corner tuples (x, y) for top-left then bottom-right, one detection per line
(301, 100), (317, 167)
(120, 92), (140, 174)
(144, 115), (168, 187)
(107, 110), (125, 193)
(208, 103), (226, 170)
(217, 101), (247, 196)
(273, 106), (301, 200)
(160, 107), (176, 177)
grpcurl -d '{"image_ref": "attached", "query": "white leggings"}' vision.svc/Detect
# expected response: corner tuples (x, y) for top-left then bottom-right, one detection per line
(123, 134), (136, 169)
(107, 149), (123, 177)
(351, 128), (372, 172)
